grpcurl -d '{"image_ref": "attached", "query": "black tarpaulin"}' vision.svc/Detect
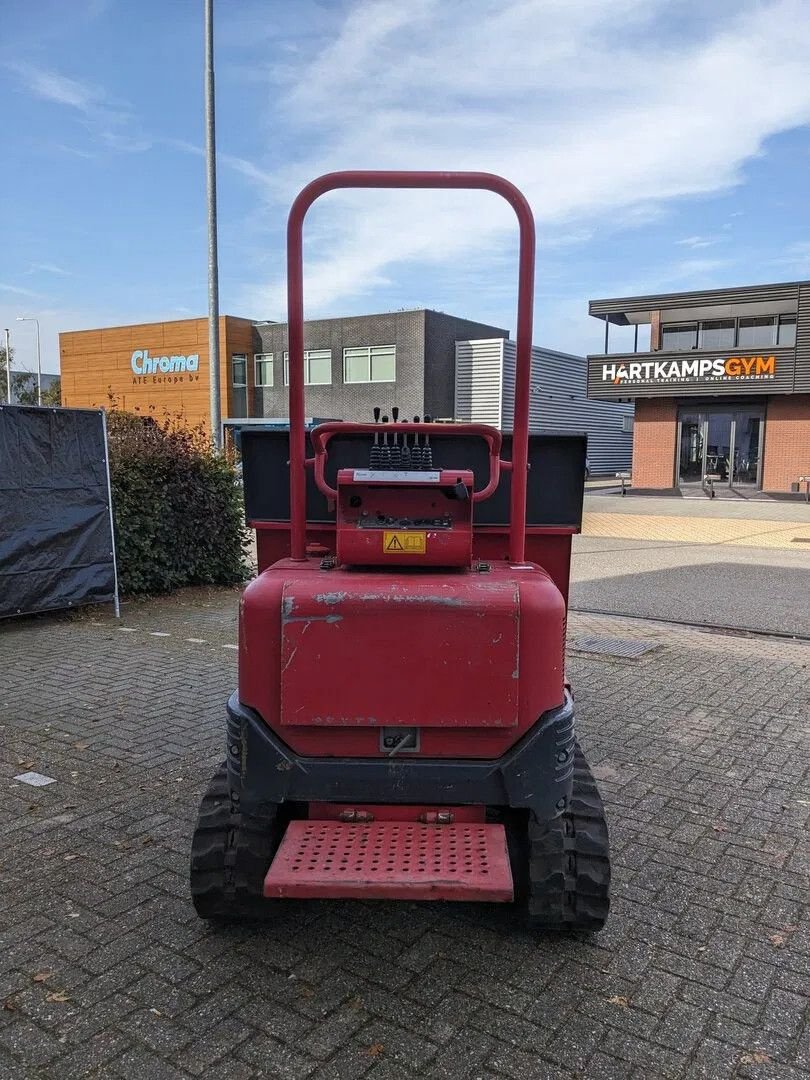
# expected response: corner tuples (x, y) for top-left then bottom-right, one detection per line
(0, 406), (117, 618)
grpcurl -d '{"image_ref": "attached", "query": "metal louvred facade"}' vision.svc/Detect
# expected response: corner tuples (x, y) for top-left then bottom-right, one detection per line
(455, 339), (633, 473)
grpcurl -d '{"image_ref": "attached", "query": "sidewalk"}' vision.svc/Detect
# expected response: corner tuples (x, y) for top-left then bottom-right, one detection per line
(582, 494), (810, 550)
(1, 589), (808, 1079)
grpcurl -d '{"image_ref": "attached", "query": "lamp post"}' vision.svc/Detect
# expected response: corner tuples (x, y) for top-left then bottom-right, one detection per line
(204, 0), (222, 449)
(16, 316), (42, 406)
(3, 329), (10, 404)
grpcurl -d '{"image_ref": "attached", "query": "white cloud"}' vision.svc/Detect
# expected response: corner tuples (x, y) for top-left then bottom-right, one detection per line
(24, 262), (71, 277)
(0, 282), (42, 298)
(6, 61), (151, 153)
(675, 236), (720, 249)
(239, 0), (810, 322)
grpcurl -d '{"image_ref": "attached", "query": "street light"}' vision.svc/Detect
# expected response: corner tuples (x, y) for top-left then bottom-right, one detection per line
(16, 316), (42, 406)
(3, 329), (10, 405)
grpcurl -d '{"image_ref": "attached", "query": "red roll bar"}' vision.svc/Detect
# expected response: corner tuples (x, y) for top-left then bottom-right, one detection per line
(286, 171), (536, 563)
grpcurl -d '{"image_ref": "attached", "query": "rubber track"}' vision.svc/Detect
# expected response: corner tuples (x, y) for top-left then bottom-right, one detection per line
(527, 743), (611, 931)
(190, 763), (280, 920)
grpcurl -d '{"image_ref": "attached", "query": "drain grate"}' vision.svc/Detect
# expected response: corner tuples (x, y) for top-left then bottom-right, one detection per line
(573, 636), (659, 658)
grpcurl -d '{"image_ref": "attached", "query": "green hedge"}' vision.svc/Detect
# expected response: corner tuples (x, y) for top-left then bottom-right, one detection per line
(106, 411), (249, 594)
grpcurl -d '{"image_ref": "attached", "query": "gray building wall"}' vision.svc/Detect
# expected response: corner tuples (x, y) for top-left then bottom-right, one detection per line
(456, 339), (634, 474)
(423, 310), (509, 419)
(251, 309), (508, 422)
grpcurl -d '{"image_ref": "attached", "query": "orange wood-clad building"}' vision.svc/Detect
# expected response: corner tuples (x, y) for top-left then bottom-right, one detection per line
(59, 316), (256, 431)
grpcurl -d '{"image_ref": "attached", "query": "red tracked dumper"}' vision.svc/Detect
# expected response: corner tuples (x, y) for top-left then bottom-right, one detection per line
(190, 172), (611, 930)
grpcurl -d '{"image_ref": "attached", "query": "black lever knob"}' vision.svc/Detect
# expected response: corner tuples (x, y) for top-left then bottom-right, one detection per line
(391, 407), (399, 422)
(373, 407), (380, 422)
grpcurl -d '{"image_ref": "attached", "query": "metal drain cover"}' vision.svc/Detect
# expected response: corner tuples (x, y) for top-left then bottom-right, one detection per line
(573, 636), (658, 658)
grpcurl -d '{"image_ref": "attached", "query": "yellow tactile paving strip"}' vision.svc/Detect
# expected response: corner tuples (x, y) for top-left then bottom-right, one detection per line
(581, 512), (810, 549)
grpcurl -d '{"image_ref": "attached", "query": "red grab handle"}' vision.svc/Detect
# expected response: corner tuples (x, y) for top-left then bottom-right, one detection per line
(286, 172), (536, 563)
(308, 421), (506, 502)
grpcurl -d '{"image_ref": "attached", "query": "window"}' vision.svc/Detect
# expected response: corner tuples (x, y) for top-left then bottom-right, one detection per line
(661, 323), (698, 351)
(283, 349), (332, 386)
(231, 354), (247, 387)
(343, 345), (396, 383)
(777, 314), (797, 346)
(738, 317), (776, 349)
(698, 320), (735, 350)
(254, 353), (274, 387)
(621, 415), (634, 433)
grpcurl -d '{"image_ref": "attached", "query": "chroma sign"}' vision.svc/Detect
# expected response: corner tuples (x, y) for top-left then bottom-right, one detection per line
(130, 348), (200, 375)
(602, 355), (776, 386)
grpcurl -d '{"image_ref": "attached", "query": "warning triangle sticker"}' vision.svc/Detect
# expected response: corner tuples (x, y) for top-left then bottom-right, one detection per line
(385, 535), (404, 550)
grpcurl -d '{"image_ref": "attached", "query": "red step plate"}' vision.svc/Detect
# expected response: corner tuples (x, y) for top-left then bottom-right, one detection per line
(263, 820), (514, 902)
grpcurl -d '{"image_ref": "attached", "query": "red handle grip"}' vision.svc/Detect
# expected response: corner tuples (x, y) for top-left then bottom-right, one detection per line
(287, 171), (535, 563)
(308, 421), (506, 502)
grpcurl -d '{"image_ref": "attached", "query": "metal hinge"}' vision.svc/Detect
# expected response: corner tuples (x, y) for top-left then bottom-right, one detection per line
(417, 810), (455, 825)
(338, 809), (375, 823)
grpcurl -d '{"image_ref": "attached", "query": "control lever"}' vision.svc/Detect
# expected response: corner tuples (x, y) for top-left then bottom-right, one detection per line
(380, 415), (392, 469)
(422, 415), (433, 469)
(400, 414), (411, 469)
(370, 406), (382, 469)
(390, 407), (402, 468)
(410, 415), (422, 469)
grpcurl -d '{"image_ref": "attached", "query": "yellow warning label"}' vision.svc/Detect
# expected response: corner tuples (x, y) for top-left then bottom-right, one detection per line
(383, 530), (427, 555)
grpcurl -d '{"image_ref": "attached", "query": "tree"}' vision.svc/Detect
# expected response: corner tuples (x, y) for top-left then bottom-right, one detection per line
(0, 346), (61, 406)
(12, 371), (38, 405)
(41, 377), (61, 407)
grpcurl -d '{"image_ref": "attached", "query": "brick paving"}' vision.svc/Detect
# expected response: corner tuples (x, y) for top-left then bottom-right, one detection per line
(1, 589), (808, 1080)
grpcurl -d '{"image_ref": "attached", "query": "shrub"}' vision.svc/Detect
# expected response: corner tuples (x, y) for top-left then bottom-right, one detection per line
(106, 408), (249, 594)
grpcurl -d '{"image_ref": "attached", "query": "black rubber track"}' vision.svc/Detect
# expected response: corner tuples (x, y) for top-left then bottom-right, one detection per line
(526, 742), (611, 931)
(190, 763), (281, 920)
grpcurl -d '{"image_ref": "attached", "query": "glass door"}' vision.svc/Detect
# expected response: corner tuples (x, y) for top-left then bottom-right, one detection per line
(704, 413), (732, 482)
(678, 412), (705, 486)
(731, 411), (763, 487)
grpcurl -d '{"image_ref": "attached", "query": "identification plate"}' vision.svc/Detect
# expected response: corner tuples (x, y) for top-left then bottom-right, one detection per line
(383, 530), (427, 555)
(353, 470), (441, 482)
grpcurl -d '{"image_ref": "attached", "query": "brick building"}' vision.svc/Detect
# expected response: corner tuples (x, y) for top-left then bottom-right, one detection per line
(586, 280), (810, 495)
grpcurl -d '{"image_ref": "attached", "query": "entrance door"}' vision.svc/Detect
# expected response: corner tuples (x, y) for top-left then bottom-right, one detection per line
(731, 410), (763, 487)
(677, 407), (765, 491)
(704, 413), (732, 482)
(678, 412), (704, 486)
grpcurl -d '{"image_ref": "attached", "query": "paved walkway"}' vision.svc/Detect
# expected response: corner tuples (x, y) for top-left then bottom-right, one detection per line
(1, 589), (808, 1079)
(582, 495), (810, 550)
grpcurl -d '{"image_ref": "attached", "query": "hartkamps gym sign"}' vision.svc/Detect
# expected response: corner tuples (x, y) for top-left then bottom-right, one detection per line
(587, 349), (795, 398)
(130, 349), (203, 386)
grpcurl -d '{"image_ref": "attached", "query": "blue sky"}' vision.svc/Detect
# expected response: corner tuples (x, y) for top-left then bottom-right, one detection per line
(2, 0), (810, 374)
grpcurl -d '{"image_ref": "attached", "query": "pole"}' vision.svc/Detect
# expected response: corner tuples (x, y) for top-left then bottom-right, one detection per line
(3, 329), (10, 404)
(100, 409), (121, 618)
(204, 0), (222, 449)
(34, 318), (42, 406)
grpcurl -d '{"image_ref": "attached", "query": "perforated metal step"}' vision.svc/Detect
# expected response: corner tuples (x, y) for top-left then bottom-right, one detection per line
(263, 820), (514, 902)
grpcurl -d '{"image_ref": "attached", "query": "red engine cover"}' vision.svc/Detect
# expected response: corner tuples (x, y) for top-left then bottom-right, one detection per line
(239, 558), (566, 759)
(280, 577), (518, 728)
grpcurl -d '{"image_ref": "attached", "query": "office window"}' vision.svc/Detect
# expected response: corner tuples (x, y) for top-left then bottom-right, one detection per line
(661, 323), (698, 351)
(231, 354), (247, 387)
(283, 349), (332, 386)
(343, 345), (396, 383)
(254, 353), (274, 387)
(738, 317), (776, 349)
(698, 320), (735, 350)
(777, 314), (797, 346)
